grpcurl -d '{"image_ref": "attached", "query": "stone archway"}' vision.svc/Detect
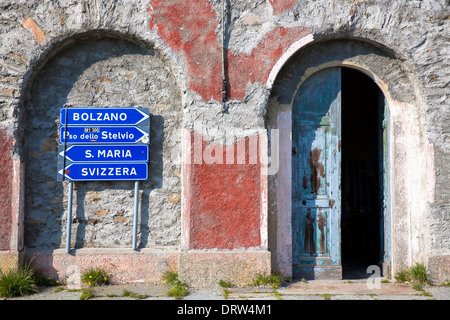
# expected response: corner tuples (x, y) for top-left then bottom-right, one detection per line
(18, 31), (183, 282)
(267, 37), (431, 280)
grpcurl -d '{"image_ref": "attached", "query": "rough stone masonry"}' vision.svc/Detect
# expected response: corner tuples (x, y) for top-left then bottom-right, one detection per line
(0, 0), (448, 286)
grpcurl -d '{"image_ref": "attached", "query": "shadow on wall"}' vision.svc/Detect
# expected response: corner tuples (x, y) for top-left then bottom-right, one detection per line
(21, 33), (171, 249)
(73, 114), (164, 249)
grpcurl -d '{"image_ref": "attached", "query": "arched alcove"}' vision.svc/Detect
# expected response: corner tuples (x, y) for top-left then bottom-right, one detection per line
(19, 32), (183, 250)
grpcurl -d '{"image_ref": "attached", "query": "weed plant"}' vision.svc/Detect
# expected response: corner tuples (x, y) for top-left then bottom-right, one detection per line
(81, 267), (110, 287)
(250, 272), (287, 289)
(162, 271), (189, 300)
(395, 263), (431, 285)
(0, 265), (38, 298)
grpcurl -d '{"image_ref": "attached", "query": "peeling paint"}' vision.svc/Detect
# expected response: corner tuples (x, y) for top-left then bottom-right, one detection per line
(317, 211), (326, 254)
(329, 199), (335, 209)
(303, 209), (315, 254)
(0, 127), (14, 250)
(269, 0), (295, 15)
(185, 130), (264, 249)
(308, 148), (325, 194)
(302, 176), (308, 190)
(22, 17), (45, 44)
(148, 0), (308, 101)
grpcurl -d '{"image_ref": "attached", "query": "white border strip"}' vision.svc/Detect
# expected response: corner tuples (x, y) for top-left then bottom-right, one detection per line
(266, 34), (315, 90)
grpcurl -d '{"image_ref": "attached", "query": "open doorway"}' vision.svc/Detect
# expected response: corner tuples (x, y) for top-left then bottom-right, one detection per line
(341, 68), (383, 279)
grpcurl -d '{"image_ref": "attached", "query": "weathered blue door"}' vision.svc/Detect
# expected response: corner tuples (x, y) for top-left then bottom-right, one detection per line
(292, 67), (342, 279)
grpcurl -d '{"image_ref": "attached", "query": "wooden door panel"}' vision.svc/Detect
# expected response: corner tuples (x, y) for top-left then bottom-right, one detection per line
(292, 67), (342, 279)
(292, 207), (329, 257)
(294, 125), (328, 197)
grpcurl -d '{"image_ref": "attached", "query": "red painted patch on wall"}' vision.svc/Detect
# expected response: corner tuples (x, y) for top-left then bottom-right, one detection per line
(0, 128), (14, 250)
(149, 0), (222, 101)
(185, 131), (262, 249)
(227, 26), (307, 99)
(269, 0), (295, 15)
(148, 0), (309, 101)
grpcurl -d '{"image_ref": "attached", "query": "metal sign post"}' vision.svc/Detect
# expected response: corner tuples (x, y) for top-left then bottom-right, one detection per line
(66, 181), (73, 253)
(132, 181), (139, 250)
(63, 105), (71, 253)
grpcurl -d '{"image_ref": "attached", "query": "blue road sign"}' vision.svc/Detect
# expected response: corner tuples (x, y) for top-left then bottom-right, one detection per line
(59, 145), (149, 163)
(60, 107), (150, 126)
(60, 126), (150, 144)
(57, 163), (148, 181)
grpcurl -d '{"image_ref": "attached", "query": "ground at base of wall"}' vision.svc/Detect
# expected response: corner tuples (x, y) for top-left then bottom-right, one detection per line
(6, 279), (449, 301)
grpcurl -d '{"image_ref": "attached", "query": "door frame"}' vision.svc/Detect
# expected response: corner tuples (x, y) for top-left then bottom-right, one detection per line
(379, 92), (391, 276)
(268, 63), (392, 279)
(293, 66), (392, 279)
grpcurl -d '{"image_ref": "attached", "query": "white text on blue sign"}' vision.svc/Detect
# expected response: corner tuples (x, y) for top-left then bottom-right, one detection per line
(60, 108), (150, 126)
(58, 163), (148, 181)
(59, 145), (149, 163)
(60, 126), (149, 144)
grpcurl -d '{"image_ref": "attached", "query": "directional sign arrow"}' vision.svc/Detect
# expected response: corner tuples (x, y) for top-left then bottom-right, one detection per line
(60, 108), (150, 126)
(60, 126), (150, 144)
(57, 163), (148, 181)
(59, 145), (149, 163)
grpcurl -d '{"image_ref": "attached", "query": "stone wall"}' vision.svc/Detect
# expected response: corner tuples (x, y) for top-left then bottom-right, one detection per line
(22, 34), (182, 249)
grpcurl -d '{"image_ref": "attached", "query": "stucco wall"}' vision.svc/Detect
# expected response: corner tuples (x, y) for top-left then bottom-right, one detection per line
(0, 0), (448, 283)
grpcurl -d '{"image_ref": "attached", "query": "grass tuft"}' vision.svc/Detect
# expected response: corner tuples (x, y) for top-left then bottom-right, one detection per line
(250, 272), (288, 289)
(121, 289), (148, 299)
(162, 270), (179, 286)
(440, 280), (450, 287)
(0, 265), (39, 298)
(162, 271), (189, 300)
(80, 267), (110, 287)
(222, 289), (231, 299)
(410, 263), (431, 285)
(218, 279), (233, 288)
(167, 283), (189, 300)
(80, 287), (95, 300)
(321, 293), (332, 300)
(395, 263), (431, 285)
(32, 271), (61, 287)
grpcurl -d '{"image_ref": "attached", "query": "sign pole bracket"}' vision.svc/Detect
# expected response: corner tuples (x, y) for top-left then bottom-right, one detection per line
(64, 105), (72, 254)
